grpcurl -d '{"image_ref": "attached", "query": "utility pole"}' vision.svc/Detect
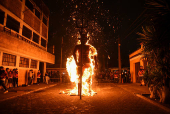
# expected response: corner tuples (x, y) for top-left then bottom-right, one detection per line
(60, 37), (63, 68)
(118, 37), (122, 83)
(102, 55), (105, 71)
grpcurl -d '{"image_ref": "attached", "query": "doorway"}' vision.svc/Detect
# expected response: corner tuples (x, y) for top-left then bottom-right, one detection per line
(39, 62), (44, 82)
(135, 62), (140, 83)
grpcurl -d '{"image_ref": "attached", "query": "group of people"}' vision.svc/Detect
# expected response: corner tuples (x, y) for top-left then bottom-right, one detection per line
(28, 70), (41, 86)
(98, 70), (131, 83)
(0, 66), (18, 93)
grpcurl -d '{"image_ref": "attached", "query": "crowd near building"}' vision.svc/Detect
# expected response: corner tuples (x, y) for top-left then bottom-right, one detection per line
(0, 0), (55, 86)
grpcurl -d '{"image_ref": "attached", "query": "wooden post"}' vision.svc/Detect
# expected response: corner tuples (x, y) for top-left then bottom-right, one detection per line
(118, 38), (122, 83)
(60, 37), (63, 68)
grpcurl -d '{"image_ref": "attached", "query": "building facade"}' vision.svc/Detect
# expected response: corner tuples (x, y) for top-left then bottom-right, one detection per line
(0, 0), (55, 86)
(129, 44), (147, 83)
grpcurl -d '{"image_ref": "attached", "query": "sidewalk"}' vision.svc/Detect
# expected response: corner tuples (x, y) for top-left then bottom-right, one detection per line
(115, 83), (170, 113)
(115, 83), (150, 95)
(0, 83), (57, 102)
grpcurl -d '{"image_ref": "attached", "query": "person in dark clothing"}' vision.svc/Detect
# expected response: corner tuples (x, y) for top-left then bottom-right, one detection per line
(37, 70), (41, 84)
(28, 70), (34, 86)
(0, 66), (8, 93)
(13, 68), (18, 87)
(5, 68), (9, 87)
(8, 70), (13, 87)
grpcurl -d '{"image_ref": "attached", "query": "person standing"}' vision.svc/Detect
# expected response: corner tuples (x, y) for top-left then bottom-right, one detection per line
(5, 68), (9, 88)
(138, 66), (145, 86)
(13, 69), (18, 87)
(8, 70), (13, 87)
(28, 70), (34, 86)
(45, 72), (49, 84)
(37, 70), (41, 85)
(110, 72), (113, 81)
(15, 69), (18, 87)
(0, 66), (8, 93)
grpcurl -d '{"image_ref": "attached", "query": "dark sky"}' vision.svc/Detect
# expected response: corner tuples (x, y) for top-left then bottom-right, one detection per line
(43, 0), (145, 68)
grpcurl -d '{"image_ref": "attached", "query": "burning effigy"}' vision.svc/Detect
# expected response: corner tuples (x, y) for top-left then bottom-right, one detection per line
(60, 32), (97, 96)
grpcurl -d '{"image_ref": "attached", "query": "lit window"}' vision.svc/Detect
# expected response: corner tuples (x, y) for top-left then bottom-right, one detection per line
(31, 59), (37, 68)
(2, 53), (16, 66)
(19, 57), (29, 68)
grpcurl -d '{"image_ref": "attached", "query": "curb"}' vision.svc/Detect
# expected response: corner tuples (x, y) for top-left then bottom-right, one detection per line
(135, 94), (170, 113)
(0, 84), (57, 102)
(115, 84), (170, 113)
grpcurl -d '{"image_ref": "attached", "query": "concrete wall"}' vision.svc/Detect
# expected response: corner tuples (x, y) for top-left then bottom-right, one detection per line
(0, 31), (54, 64)
(0, 0), (22, 18)
(129, 44), (147, 83)
(0, 0), (49, 50)
(0, 0), (54, 86)
(0, 28), (55, 86)
(129, 54), (143, 83)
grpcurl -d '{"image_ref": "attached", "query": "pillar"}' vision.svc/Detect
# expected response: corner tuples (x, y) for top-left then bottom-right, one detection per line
(43, 62), (46, 82)
(0, 51), (3, 66)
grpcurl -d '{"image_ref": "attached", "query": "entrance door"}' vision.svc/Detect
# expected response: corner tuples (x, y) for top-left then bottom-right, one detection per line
(135, 62), (140, 83)
(39, 62), (44, 82)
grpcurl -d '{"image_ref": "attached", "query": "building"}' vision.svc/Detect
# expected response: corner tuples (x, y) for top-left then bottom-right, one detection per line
(129, 44), (147, 83)
(0, 0), (55, 86)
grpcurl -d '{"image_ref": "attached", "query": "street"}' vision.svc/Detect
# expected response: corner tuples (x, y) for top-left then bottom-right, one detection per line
(0, 83), (169, 114)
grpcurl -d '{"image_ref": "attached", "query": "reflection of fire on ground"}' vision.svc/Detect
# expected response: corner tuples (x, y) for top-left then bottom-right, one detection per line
(59, 39), (97, 96)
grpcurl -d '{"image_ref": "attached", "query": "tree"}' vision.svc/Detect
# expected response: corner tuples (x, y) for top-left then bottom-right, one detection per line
(138, 0), (170, 103)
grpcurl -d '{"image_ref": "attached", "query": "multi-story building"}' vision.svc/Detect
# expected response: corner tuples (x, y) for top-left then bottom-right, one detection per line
(0, 0), (55, 86)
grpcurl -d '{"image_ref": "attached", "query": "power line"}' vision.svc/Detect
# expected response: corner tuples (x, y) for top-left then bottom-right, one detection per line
(123, 16), (148, 40)
(121, 9), (147, 39)
(125, 9), (147, 33)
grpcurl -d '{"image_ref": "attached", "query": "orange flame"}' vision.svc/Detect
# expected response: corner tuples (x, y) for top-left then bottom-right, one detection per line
(66, 43), (97, 96)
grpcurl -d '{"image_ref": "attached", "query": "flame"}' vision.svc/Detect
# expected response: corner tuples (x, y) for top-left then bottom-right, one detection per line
(66, 43), (97, 96)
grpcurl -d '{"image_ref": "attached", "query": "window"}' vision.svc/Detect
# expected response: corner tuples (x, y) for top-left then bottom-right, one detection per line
(41, 38), (46, 47)
(6, 15), (20, 33)
(35, 9), (40, 19)
(33, 32), (39, 43)
(2, 53), (16, 66)
(31, 59), (37, 68)
(0, 10), (4, 24)
(25, 0), (34, 12)
(19, 57), (29, 68)
(43, 17), (47, 25)
(22, 26), (32, 39)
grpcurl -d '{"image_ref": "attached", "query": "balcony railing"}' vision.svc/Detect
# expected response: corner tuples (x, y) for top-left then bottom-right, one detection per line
(0, 26), (46, 51)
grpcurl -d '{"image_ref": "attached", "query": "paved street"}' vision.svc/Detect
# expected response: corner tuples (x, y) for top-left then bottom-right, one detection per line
(0, 83), (169, 114)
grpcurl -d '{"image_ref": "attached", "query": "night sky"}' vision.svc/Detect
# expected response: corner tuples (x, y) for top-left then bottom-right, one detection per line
(43, 0), (145, 68)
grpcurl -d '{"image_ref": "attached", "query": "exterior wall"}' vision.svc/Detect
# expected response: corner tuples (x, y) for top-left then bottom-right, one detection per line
(129, 54), (143, 83)
(129, 44), (147, 83)
(0, 0), (49, 50)
(0, 32), (54, 64)
(0, 0), (22, 18)
(42, 23), (47, 38)
(0, 0), (54, 86)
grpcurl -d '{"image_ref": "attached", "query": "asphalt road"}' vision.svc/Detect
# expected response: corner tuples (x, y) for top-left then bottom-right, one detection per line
(0, 83), (169, 114)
